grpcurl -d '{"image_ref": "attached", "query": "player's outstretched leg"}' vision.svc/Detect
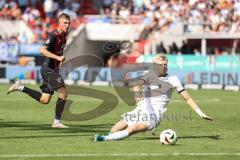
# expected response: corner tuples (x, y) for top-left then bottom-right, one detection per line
(7, 80), (42, 102)
(94, 122), (150, 141)
(95, 129), (129, 141)
(7, 80), (23, 94)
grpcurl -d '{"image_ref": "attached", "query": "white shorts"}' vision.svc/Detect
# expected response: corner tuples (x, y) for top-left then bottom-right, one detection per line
(121, 100), (165, 130)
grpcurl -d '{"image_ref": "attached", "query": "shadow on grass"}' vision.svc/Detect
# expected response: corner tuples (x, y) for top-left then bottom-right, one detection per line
(0, 134), (91, 139)
(178, 135), (221, 140)
(133, 135), (220, 140)
(0, 121), (112, 139)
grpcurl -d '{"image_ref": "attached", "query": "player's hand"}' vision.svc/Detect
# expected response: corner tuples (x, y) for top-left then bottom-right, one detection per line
(135, 96), (143, 103)
(57, 56), (65, 62)
(57, 56), (65, 66)
(202, 115), (213, 121)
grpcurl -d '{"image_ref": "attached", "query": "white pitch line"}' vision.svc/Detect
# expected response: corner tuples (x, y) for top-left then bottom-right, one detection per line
(0, 153), (239, 158)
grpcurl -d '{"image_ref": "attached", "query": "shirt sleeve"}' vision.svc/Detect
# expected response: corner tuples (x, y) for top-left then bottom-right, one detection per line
(172, 76), (185, 93)
(43, 33), (56, 48)
(139, 70), (152, 84)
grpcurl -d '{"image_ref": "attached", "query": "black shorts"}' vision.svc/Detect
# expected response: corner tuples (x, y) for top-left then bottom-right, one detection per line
(40, 67), (64, 95)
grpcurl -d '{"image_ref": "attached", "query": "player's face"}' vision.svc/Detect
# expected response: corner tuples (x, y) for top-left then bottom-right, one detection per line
(59, 18), (71, 33)
(154, 59), (168, 76)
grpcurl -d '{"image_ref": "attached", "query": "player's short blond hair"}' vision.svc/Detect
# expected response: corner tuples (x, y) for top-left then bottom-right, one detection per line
(58, 13), (70, 20)
(152, 54), (168, 64)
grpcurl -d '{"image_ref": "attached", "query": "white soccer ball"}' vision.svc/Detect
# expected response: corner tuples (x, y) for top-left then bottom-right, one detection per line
(160, 129), (177, 145)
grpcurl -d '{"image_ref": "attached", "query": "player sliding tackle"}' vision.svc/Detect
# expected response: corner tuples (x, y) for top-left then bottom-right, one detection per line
(95, 54), (213, 141)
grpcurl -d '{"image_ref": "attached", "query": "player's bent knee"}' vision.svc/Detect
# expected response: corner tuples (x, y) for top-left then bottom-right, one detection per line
(58, 93), (67, 100)
(110, 121), (128, 133)
(40, 97), (50, 104)
(58, 88), (68, 100)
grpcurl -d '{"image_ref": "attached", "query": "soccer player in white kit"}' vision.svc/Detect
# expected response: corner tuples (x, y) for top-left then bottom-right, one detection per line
(95, 54), (213, 141)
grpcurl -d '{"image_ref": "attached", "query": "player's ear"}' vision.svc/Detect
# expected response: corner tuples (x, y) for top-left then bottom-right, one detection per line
(58, 17), (61, 25)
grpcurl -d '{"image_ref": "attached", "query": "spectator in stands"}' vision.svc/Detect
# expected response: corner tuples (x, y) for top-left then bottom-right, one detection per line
(180, 40), (189, 54)
(18, 0), (28, 11)
(1, 3), (12, 19)
(156, 42), (167, 54)
(1, 0), (239, 52)
(44, 0), (56, 18)
(119, 5), (130, 22)
(193, 48), (201, 55)
(169, 42), (179, 54)
(102, 0), (113, 10)
(18, 31), (28, 43)
(11, 2), (22, 20)
(133, 0), (144, 15)
(214, 47), (223, 55)
(0, 35), (3, 42)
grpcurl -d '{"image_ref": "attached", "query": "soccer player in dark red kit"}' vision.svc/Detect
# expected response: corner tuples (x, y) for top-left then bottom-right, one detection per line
(7, 13), (71, 128)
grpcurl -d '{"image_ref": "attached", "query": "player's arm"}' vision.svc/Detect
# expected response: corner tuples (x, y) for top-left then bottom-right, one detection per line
(133, 79), (146, 102)
(40, 46), (64, 62)
(180, 90), (213, 121)
(40, 34), (65, 62)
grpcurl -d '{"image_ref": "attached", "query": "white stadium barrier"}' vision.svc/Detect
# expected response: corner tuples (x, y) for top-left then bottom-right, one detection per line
(201, 84), (223, 90)
(76, 80), (91, 86)
(184, 84), (200, 90)
(91, 81), (109, 86)
(224, 85), (239, 92)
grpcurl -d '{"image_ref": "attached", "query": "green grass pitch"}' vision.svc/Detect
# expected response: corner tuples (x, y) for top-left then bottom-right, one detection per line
(0, 84), (239, 160)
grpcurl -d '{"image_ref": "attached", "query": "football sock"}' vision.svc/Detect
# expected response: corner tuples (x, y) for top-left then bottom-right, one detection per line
(55, 98), (66, 120)
(104, 130), (129, 140)
(53, 119), (60, 124)
(18, 85), (24, 91)
(22, 87), (41, 102)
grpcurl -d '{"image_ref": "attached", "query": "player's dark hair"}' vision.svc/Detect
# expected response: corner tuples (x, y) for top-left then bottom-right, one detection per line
(58, 13), (70, 20)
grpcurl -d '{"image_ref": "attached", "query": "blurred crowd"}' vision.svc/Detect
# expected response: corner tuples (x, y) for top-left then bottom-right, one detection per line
(102, 0), (240, 33)
(0, 0), (239, 55)
(102, 0), (239, 55)
(0, 0), (83, 43)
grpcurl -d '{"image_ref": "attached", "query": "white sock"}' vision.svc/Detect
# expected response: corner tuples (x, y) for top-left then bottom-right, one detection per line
(53, 119), (60, 124)
(19, 85), (24, 91)
(104, 130), (129, 140)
